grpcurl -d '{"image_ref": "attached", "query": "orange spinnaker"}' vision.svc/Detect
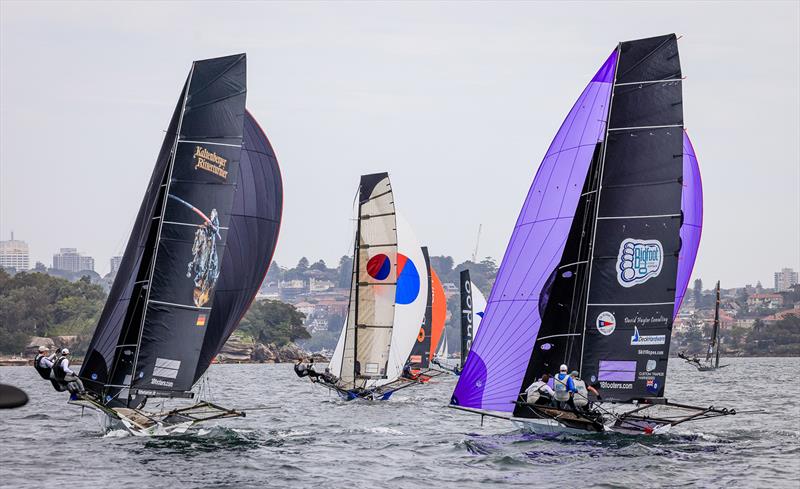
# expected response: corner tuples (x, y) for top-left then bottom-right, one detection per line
(428, 267), (446, 361)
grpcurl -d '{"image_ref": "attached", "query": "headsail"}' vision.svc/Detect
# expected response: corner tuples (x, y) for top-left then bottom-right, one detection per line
(80, 54), (248, 406)
(193, 110), (283, 382)
(379, 213), (428, 383)
(674, 132), (703, 317)
(452, 50), (617, 412)
(408, 247), (434, 367)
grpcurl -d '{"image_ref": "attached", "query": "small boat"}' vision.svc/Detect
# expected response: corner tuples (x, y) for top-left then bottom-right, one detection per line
(317, 174), (430, 400)
(72, 54), (283, 436)
(431, 269), (487, 375)
(680, 281), (729, 371)
(450, 34), (735, 435)
(409, 247), (449, 380)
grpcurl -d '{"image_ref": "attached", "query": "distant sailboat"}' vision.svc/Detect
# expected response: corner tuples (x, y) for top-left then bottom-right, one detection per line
(450, 34), (735, 435)
(680, 281), (729, 371)
(72, 54), (283, 436)
(459, 269), (487, 369)
(320, 174), (429, 400)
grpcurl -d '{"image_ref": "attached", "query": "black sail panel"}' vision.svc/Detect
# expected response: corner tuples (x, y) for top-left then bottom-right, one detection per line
(193, 111), (283, 383)
(132, 54), (247, 395)
(408, 247), (433, 367)
(79, 84), (186, 398)
(580, 34), (683, 402)
(459, 270), (473, 367)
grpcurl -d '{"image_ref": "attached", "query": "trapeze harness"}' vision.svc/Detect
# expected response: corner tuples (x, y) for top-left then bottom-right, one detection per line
(33, 354), (52, 379)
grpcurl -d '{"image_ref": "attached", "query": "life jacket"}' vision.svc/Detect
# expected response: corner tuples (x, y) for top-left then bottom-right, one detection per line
(526, 381), (548, 403)
(553, 373), (571, 402)
(33, 354), (52, 379)
(572, 378), (589, 407)
(52, 357), (68, 381)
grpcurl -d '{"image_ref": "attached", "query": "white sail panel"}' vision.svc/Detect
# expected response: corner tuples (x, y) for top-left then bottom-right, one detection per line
(471, 281), (487, 338)
(375, 212), (428, 386)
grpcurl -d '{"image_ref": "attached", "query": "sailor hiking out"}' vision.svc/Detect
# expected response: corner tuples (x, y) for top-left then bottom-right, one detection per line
(49, 349), (85, 395)
(568, 370), (600, 411)
(33, 346), (55, 380)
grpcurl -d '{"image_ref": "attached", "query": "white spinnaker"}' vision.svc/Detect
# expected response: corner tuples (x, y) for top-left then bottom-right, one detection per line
(329, 313), (347, 377)
(471, 281), (487, 338)
(436, 335), (448, 359)
(374, 212), (428, 386)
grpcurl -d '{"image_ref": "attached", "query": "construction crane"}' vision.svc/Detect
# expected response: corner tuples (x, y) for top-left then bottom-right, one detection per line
(471, 224), (482, 263)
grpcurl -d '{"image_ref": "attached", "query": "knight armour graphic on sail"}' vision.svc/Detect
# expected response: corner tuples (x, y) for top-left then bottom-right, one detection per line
(188, 207), (221, 307)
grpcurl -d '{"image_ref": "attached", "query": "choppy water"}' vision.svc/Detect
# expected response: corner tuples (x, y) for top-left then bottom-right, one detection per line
(1, 357), (798, 488)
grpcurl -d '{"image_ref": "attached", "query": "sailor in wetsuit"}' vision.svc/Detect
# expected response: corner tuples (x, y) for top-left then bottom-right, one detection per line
(33, 346), (55, 380)
(50, 349), (85, 394)
(293, 359), (322, 381)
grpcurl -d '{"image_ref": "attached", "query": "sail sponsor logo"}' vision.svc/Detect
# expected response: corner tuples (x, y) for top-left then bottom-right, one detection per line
(193, 146), (229, 179)
(617, 239), (663, 287)
(630, 326), (666, 346)
(599, 381), (633, 390)
(638, 371), (664, 379)
(596, 311), (616, 336)
(151, 378), (174, 388)
(638, 349), (664, 356)
(623, 313), (669, 328)
(646, 378), (661, 394)
(196, 314), (207, 327)
(645, 359), (656, 372)
(461, 280), (474, 352)
(152, 357), (181, 381)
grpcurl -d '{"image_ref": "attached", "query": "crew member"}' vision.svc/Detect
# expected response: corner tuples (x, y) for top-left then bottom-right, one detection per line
(33, 346), (55, 380)
(401, 361), (417, 380)
(525, 373), (555, 406)
(568, 370), (599, 411)
(50, 349), (84, 394)
(293, 359), (309, 378)
(552, 364), (576, 408)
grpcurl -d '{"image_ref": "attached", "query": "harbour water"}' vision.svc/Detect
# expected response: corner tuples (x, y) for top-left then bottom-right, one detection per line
(1, 357), (798, 488)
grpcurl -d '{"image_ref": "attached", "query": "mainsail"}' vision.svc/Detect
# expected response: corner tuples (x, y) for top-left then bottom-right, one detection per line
(337, 173), (398, 385)
(80, 54), (280, 407)
(453, 34), (690, 412)
(459, 270), (487, 367)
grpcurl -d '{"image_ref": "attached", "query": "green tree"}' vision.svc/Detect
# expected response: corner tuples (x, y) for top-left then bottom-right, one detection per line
(239, 299), (309, 346)
(337, 255), (353, 288)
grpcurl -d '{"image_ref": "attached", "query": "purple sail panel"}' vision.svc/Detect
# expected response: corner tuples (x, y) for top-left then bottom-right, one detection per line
(451, 51), (617, 412)
(674, 131), (703, 317)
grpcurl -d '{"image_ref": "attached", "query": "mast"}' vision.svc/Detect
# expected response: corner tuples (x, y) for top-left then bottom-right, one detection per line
(578, 44), (621, 375)
(352, 198), (363, 383)
(127, 65), (195, 405)
(711, 280), (721, 367)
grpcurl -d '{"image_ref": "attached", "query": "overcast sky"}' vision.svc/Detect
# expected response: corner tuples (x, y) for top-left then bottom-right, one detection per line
(1, 1), (798, 287)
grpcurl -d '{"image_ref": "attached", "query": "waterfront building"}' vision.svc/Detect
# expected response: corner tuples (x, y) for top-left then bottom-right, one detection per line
(110, 255), (123, 276)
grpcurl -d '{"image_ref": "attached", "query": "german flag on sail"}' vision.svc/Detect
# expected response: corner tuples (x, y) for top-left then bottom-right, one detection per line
(196, 314), (207, 327)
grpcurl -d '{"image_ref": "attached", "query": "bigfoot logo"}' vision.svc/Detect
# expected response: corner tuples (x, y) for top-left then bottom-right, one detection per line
(616, 238), (663, 288)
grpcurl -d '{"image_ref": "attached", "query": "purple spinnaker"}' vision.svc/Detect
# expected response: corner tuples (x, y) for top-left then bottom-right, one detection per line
(451, 51), (617, 412)
(674, 132), (703, 318)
